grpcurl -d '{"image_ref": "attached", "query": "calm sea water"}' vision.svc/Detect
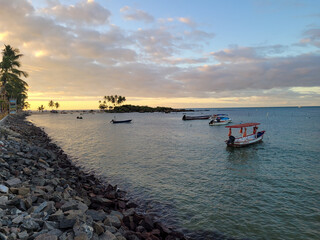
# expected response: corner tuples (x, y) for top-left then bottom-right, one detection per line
(28, 107), (320, 240)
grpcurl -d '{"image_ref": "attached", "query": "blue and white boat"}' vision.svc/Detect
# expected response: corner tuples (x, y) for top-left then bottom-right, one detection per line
(209, 114), (232, 126)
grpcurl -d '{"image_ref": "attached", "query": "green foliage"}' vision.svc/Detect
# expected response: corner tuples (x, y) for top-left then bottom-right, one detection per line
(48, 100), (54, 109)
(38, 105), (45, 112)
(55, 102), (60, 109)
(112, 104), (174, 113)
(0, 45), (29, 110)
(99, 95), (126, 110)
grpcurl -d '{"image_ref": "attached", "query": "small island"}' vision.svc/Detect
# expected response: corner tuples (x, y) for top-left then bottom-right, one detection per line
(98, 95), (192, 113)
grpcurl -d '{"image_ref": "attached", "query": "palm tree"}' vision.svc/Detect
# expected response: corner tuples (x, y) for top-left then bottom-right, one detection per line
(24, 101), (30, 110)
(48, 100), (54, 110)
(55, 102), (60, 110)
(0, 45), (29, 110)
(38, 105), (44, 112)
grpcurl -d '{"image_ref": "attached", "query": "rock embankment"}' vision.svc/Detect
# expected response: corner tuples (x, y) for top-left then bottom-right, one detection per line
(0, 114), (187, 240)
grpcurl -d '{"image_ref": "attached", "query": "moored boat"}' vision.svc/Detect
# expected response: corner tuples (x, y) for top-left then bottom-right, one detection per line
(209, 114), (232, 126)
(182, 114), (211, 120)
(110, 119), (132, 124)
(225, 123), (265, 147)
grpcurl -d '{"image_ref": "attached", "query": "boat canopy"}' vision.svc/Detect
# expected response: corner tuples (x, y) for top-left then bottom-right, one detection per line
(225, 123), (260, 128)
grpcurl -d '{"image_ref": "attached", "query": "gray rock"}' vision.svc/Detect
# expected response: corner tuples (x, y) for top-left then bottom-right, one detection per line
(114, 233), (126, 240)
(73, 221), (93, 239)
(104, 215), (121, 229)
(86, 210), (107, 221)
(43, 221), (60, 230)
(104, 226), (117, 234)
(44, 201), (56, 215)
(61, 200), (78, 212)
(48, 210), (64, 221)
(58, 230), (74, 240)
(12, 213), (26, 224)
(0, 184), (9, 193)
(92, 222), (105, 236)
(59, 216), (77, 229)
(21, 218), (40, 231)
(122, 208), (135, 217)
(34, 201), (48, 213)
(109, 211), (123, 221)
(0, 232), (7, 240)
(98, 231), (117, 240)
(47, 229), (63, 237)
(5, 178), (21, 187)
(18, 231), (29, 239)
(35, 233), (58, 240)
(0, 196), (8, 205)
(17, 187), (30, 196)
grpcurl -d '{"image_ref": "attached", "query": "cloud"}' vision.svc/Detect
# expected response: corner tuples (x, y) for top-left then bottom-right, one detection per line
(300, 28), (320, 47)
(172, 54), (320, 97)
(120, 6), (154, 23)
(0, 0), (319, 108)
(41, 0), (111, 25)
(178, 17), (196, 27)
(211, 45), (287, 63)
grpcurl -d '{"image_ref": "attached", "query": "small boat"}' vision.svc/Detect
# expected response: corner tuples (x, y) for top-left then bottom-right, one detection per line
(182, 114), (211, 120)
(110, 119), (132, 124)
(225, 123), (265, 147)
(209, 114), (232, 126)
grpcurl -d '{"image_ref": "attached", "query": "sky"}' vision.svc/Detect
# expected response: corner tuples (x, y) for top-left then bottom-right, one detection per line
(0, 0), (319, 110)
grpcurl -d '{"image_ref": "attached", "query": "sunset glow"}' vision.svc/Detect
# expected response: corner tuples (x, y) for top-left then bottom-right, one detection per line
(0, 0), (319, 110)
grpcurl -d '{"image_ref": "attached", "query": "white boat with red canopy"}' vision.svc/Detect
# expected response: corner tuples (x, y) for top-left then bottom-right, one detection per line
(225, 123), (265, 147)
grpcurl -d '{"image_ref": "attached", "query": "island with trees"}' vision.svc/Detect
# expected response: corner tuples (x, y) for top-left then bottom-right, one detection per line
(98, 95), (192, 113)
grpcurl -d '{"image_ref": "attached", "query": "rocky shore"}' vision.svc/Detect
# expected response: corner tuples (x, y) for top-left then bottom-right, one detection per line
(0, 113), (188, 240)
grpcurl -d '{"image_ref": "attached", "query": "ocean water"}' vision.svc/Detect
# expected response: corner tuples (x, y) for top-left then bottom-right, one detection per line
(28, 107), (320, 240)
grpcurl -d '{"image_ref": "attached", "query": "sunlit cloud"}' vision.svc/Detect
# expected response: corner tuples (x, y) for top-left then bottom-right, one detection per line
(40, 0), (111, 25)
(0, 0), (319, 110)
(120, 6), (154, 23)
(178, 17), (196, 27)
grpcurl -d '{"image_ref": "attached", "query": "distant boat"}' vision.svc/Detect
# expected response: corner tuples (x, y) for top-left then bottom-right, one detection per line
(182, 114), (211, 120)
(209, 114), (232, 126)
(110, 119), (132, 124)
(225, 123), (265, 147)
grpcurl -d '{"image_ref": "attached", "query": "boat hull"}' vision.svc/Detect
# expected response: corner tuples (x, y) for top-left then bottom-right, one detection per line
(111, 119), (132, 124)
(209, 120), (232, 126)
(182, 115), (211, 120)
(226, 131), (265, 147)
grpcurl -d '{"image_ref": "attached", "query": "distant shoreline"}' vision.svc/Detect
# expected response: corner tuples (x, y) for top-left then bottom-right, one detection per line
(27, 105), (320, 113)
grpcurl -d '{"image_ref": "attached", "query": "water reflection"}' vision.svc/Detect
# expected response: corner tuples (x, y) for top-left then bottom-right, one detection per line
(226, 145), (260, 163)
